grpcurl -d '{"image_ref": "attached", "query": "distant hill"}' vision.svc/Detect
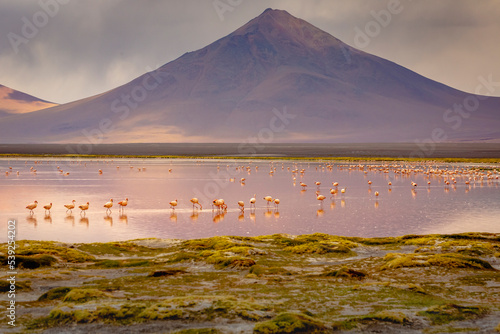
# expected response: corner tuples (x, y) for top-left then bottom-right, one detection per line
(0, 84), (57, 117)
(0, 8), (498, 143)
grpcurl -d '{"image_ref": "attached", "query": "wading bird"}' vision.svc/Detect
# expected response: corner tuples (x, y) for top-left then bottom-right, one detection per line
(250, 194), (256, 208)
(43, 203), (52, 214)
(273, 198), (280, 209)
(79, 202), (89, 215)
(263, 195), (273, 207)
(169, 199), (178, 210)
(190, 198), (202, 210)
(238, 201), (245, 211)
(26, 200), (38, 214)
(64, 200), (76, 214)
(104, 199), (113, 214)
(118, 198), (128, 212)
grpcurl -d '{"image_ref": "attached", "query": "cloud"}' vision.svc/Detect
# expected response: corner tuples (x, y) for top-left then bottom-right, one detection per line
(0, 0), (498, 104)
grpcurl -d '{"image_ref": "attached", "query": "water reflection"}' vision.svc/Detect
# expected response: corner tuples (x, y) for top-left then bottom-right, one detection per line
(79, 217), (89, 227)
(119, 214), (128, 224)
(65, 215), (75, 226)
(213, 212), (224, 223)
(190, 211), (199, 222)
(104, 215), (113, 226)
(27, 215), (37, 227)
(1, 158), (499, 242)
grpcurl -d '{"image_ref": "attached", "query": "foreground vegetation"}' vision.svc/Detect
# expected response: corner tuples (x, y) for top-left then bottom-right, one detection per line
(1, 233), (499, 333)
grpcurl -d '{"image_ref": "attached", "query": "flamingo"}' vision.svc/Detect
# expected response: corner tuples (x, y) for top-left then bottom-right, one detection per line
(300, 182), (307, 189)
(238, 201), (245, 211)
(43, 203), (52, 214)
(98, 169), (103, 175)
(388, 181), (392, 187)
(104, 199), (113, 214)
(332, 182), (339, 187)
(118, 198), (128, 212)
(190, 198), (202, 210)
(341, 188), (346, 195)
(374, 191), (379, 197)
(249, 194), (256, 208)
(169, 199), (178, 210)
(317, 194), (326, 204)
(79, 202), (89, 215)
(273, 198), (280, 209)
(26, 200), (38, 214)
(411, 181), (417, 188)
(263, 195), (273, 207)
(315, 181), (321, 188)
(64, 200), (76, 214)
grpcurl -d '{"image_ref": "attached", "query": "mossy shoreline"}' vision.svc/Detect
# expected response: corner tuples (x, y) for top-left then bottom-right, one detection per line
(2, 232), (500, 333)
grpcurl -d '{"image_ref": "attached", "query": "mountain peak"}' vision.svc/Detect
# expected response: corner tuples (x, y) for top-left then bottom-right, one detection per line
(233, 8), (343, 51)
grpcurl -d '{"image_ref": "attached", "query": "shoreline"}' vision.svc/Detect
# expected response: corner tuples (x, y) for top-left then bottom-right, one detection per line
(2, 232), (499, 333)
(1, 143), (500, 160)
(1, 153), (500, 164)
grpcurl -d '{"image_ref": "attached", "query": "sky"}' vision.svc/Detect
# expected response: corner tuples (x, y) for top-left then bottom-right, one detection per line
(1, 0), (499, 104)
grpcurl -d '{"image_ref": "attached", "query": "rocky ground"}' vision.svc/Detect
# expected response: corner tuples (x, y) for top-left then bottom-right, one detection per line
(1, 232), (500, 333)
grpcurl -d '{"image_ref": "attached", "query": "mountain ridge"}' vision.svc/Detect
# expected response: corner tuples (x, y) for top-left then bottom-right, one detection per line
(0, 8), (498, 143)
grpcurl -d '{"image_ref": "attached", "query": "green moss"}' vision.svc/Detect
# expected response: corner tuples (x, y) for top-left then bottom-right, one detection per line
(62, 288), (111, 303)
(284, 242), (353, 255)
(1, 240), (94, 263)
(0, 279), (31, 292)
(364, 310), (409, 324)
(38, 287), (72, 301)
(77, 241), (158, 257)
(419, 304), (487, 325)
(139, 306), (183, 320)
(346, 236), (400, 246)
(205, 255), (256, 269)
(182, 237), (247, 251)
(381, 253), (494, 270)
(149, 268), (187, 277)
(1, 254), (57, 269)
(168, 251), (201, 263)
(93, 259), (151, 268)
(323, 267), (366, 280)
(253, 312), (327, 333)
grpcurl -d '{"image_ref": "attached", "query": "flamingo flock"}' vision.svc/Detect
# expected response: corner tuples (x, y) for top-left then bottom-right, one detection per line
(13, 159), (500, 224)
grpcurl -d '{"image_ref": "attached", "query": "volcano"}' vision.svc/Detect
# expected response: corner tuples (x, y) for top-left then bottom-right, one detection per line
(0, 8), (499, 143)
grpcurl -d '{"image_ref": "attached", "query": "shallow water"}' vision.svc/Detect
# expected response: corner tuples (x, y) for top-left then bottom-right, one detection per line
(0, 158), (499, 242)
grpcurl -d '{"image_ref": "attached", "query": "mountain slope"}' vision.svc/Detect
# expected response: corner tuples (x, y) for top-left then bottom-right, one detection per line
(0, 8), (499, 143)
(0, 85), (57, 117)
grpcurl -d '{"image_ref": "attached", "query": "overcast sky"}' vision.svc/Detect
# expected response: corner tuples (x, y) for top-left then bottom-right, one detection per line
(1, 0), (499, 104)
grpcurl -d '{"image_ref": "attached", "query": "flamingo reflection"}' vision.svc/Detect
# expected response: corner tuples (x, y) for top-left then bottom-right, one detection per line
(79, 217), (89, 227)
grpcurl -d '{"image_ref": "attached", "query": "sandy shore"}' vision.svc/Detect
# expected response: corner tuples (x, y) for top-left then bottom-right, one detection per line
(1, 232), (499, 333)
